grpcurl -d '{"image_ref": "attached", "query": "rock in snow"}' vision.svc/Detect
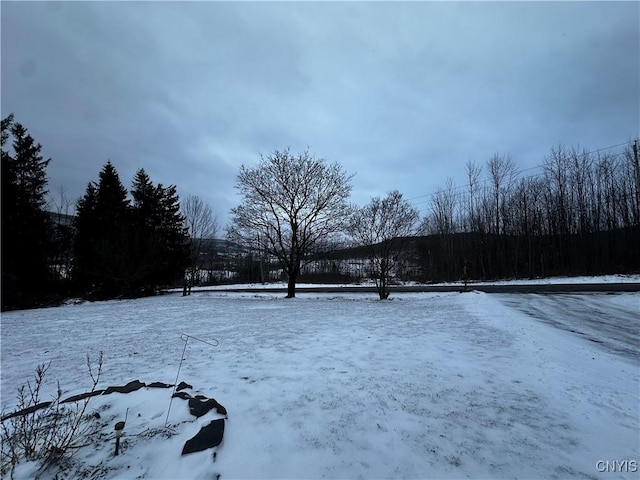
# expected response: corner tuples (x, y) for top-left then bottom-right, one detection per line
(182, 418), (225, 455)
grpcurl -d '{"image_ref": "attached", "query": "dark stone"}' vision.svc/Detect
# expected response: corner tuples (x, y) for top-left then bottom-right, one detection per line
(104, 380), (146, 394)
(176, 381), (193, 391)
(1, 401), (53, 422)
(172, 391), (192, 400)
(188, 397), (227, 418)
(147, 382), (173, 389)
(215, 402), (227, 416)
(182, 419), (225, 455)
(61, 389), (104, 403)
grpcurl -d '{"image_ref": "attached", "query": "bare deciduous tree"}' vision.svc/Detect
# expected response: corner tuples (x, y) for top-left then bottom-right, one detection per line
(487, 153), (517, 235)
(348, 190), (418, 300)
(465, 161), (482, 233)
(427, 177), (458, 236)
(47, 185), (74, 282)
(414, 140), (639, 281)
(228, 148), (353, 298)
(181, 195), (218, 285)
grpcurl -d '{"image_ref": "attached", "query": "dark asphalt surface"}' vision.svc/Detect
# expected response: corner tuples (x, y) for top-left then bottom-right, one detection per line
(495, 293), (639, 363)
(197, 283), (640, 294)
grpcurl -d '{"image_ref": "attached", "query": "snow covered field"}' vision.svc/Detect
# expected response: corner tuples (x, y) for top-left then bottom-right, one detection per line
(1, 288), (638, 479)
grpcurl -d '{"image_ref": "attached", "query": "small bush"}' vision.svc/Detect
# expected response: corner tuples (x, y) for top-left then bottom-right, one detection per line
(1, 352), (103, 477)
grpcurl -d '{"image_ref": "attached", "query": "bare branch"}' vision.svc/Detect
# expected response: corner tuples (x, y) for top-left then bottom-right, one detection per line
(229, 148), (353, 297)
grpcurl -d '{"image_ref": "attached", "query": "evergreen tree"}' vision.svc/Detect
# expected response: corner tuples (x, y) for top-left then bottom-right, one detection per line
(130, 169), (162, 293)
(155, 183), (190, 285)
(1, 114), (52, 310)
(74, 165), (189, 298)
(130, 169), (189, 291)
(73, 182), (99, 289)
(94, 161), (130, 229)
(131, 169), (158, 225)
(73, 162), (130, 297)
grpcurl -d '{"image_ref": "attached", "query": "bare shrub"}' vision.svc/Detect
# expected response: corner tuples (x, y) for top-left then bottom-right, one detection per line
(1, 352), (103, 477)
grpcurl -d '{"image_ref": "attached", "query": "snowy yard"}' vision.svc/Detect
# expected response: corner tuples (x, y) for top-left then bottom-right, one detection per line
(1, 289), (638, 479)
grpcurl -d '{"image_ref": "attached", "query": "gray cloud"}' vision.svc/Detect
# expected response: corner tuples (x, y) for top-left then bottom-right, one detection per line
(2, 1), (638, 226)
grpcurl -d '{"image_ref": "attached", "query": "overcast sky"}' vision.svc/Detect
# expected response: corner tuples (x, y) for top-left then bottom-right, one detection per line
(2, 1), (638, 228)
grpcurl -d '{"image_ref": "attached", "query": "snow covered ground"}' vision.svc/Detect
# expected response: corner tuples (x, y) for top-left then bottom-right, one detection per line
(1, 287), (638, 479)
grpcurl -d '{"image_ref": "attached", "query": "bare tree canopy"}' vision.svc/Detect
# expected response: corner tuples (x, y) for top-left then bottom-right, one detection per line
(182, 195), (218, 242)
(181, 195), (218, 285)
(229, 148), (353, 297)
(422, 177), (457, 236)
(348, 190), (419, 300)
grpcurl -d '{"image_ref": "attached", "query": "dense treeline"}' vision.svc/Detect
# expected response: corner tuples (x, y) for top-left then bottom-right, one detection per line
(1, 115), (190, 310)
(193, 142), (640, 286)
(1, 114), (53, 309)
(2, 113), (638, 309)
(291, 143), (640, 283)
(404, 228), (638, 282)
(74, 164), (190, 298)
(416, 144), (640, 281)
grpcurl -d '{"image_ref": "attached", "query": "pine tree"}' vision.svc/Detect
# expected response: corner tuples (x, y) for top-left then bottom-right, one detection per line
(131, 169), (158, 225)
(130, 170), (190, 291)
(73, 182), (99, 290)
(1, 114), (52, 310)
(74, 164), (190, 298)
(94, 161), (129, 229)
(155, 184), (190, 285)
(73, 162), (131, 297)
(10, 122), (50, 210)
(130, 169), (162, 293)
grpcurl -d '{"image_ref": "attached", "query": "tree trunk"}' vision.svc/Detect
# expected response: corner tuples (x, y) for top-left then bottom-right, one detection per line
(286, 271), (297, 298)
(377, 268), (390, 300)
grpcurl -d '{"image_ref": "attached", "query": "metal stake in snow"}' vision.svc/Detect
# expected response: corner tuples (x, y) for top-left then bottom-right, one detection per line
(164, 334), (219, 428)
